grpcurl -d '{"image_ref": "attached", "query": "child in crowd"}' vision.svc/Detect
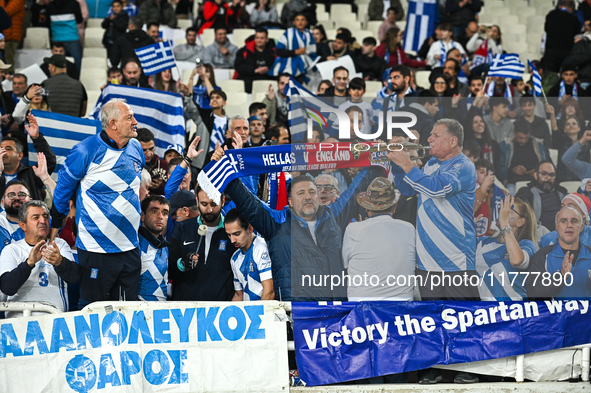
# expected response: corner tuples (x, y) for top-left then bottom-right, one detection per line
(338, 78), (374, 135)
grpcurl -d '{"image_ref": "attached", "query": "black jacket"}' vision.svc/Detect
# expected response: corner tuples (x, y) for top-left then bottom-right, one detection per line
(168, 216), (235, 301)
(0, 133), (57, 201)
(101, 11), (129, 48)
(109, 29), (155, 67)
(234, 39), (276, 93)
(353, 52), (386, 81)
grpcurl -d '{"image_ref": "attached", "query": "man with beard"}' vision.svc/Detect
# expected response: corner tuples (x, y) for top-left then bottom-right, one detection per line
(1, 180), (33, 241)
(371, 64), (417, 127)
(121, 58), (151, 88)
(516, 161), (566, 232)
(499, 123), (549, 188)
(138, 195), (169, 301)
(168, 184), (235, 300)
(442, 58), (470, 97)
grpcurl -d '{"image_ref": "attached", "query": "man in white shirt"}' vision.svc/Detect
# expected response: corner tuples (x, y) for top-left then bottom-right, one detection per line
(0, 200), (79, 316)
(342, 177), (416, 301)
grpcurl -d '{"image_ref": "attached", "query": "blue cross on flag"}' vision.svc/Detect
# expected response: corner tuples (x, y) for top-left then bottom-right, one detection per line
(134, 41), (176, 76)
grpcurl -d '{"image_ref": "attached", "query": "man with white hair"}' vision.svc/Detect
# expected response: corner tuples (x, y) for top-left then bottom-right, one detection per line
(539, 193), (591, 248)
(528, 206), (591, 299)
(50, 98), (145, 308)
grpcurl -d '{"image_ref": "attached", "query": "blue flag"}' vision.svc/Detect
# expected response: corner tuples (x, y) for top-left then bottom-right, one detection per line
(27, 110), (101, 177)
(134, 41), (176, 76)
(528, 59), (543, 97)
(403, 0), (439, 53)
(89, 84), (185, 158)
(488, 53), (525, 79)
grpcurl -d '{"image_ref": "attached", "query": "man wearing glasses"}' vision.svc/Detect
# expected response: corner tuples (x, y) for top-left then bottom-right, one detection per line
(0, 180), (32, 241)
(315, 174), (340, 205)
(516, 161), (567, 232)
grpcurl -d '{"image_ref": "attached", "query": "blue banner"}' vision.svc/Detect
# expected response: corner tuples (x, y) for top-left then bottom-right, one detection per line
(292, 300), (591, 386)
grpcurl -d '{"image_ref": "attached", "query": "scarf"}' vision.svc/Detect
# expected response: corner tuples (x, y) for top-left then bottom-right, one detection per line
(558, 80), (578, 102)
(440, 40), (455, 67)
(486, 81), (512, 99)
(198, 143), (389, 203)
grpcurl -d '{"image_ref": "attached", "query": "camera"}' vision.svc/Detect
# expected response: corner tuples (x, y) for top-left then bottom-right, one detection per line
(38, 88), (49, 96)
(195, 58), (202, 68)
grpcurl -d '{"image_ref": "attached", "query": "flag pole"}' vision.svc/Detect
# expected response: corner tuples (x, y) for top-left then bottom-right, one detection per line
(541, 86), (548, 105)
(483, 75), (490, 96)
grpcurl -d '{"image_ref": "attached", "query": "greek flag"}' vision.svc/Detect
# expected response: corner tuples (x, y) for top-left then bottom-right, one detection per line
(528, 59), (543, 97)
(89, 84), (185, 158)
(487, 53), (525, 79)
(28, 110), (100, 178)
(403, 0), (439, 53)
(287, 79), (338, 143)
(134, 41), (176, 76)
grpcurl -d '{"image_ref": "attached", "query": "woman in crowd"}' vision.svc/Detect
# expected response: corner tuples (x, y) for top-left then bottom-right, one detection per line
(153, 68), (178, 93)
(465, 113), (501, 173)
(188, 63), (220, 109)
(376, 27), (426, 69)
(250, 0), (278, 27)
(13, 84), (50, 125)
(466, 24), (503, 55)
(552, 115), (589, 182)
(316, 80), (332, 94)
(476, 195), (537, 301)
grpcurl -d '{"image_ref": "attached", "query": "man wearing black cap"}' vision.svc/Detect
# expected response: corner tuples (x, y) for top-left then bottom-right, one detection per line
(41, 54), (87, 117)
(169, 189), (198, 222)
(168, 184), (235, 301)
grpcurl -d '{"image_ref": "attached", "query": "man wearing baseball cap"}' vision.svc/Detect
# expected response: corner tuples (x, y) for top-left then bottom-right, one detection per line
(539, 193), (591, 248)
(41, 54), (87, 117)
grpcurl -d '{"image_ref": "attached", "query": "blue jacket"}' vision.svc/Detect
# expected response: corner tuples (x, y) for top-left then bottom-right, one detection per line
(528, 243), (591, 300)
(224, 167), (377, 301)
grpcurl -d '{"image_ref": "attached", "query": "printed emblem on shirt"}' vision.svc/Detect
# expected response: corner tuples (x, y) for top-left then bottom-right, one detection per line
(219, 240), (227, 251)
(90, 268), (99, 279)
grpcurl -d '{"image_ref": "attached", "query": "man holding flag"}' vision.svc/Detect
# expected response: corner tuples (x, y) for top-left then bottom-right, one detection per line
(50, 98), (145, 308)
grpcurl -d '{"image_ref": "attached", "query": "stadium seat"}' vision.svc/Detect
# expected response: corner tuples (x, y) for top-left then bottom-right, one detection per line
(561, 181), (581, 194)
(227, 91), (248, 105)
(251, 79), (275, 100)
(478, 14), (497, 25)
(254, 91), (267, 102)
(23, 27), (50, 49)
(548, 148), (558, 166)
(353, 30), (374, 42)
(218, 79), (245, 93)
(317, 8), (329, 21)
(231, 28), (255, 47)
(365, 80), (383, 96)
(504, 24), (527, 38)
(527, 15), (545, 31)
(84, 28), (104, 48)
(365, 21), (382, 37)
(81, 56), (108, 68)
(397, 21), (406, 32)
(275, 2), (283, 16)
(85, 90), (102, 117)
(330, 4), (354, 20)
(81, 74), (106, 91)
(332, 13), (358, 24)
(225, 104), (249, 117)
(83, 47), (107, 58)
(80, 67), (107, 83)
(415, 70), (431, 89)
(178, 19), (193, 29)
(200, 28), (215, 47)
(87, 18), (102, 28)
(514, 180), (529, 194)
(325, 29), (338, 40)
(317, 19), (335, 29)
(214, 68), (233, 81)
(267, 29), (285, 43)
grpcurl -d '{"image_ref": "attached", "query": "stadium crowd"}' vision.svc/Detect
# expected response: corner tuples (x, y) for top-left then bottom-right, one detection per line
(0, 0), (589, 384)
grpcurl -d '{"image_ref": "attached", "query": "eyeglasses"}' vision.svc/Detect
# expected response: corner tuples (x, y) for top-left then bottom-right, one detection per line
(6, 192), (29, 200)
(537, 171), (556, 179)
(511, 206), (524, 218)
(434, 81), (447, 85)
(316, 184), (336, 192)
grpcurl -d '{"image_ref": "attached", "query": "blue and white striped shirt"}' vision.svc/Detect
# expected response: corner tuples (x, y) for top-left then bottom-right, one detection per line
(230, 235), (272, 301)
(138, 232), (168, 301)
(476, 236), (536, 301)
(53, 134), (145, 253)
(393, 153), (477, 272)
(271, 27), (317, 77)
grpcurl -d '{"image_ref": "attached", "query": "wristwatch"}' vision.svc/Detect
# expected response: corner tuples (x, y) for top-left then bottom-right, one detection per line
(500, 225), (512, 236)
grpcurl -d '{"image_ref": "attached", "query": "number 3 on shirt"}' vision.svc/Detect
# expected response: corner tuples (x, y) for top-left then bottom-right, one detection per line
(39, 272), (48, 287)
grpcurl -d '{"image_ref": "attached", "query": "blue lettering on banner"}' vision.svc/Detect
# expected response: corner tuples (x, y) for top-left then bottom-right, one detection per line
(0, 304), (267, 390)
(291, 300), (591, 386)
(65, 355), (97, 393)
